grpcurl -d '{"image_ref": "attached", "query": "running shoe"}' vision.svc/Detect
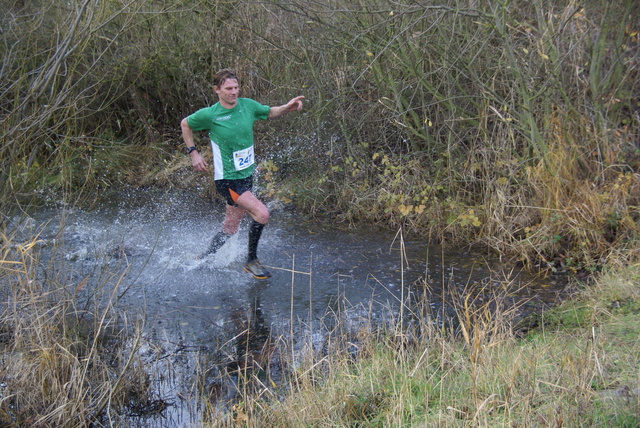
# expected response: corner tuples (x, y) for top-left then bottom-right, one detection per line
(244, 259), (271, 279)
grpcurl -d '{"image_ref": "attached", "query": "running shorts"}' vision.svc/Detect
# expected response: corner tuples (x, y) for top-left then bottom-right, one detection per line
(215, 176), (253, 206)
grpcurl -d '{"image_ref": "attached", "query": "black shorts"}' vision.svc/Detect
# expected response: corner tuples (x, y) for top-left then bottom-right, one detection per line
(215, 176), (253, 206)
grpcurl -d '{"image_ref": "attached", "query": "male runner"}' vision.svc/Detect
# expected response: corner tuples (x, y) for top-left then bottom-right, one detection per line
(181, 68), (304, 279)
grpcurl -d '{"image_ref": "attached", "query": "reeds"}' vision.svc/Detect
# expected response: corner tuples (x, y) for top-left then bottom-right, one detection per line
(266, 0), (640, 270)
(0, 219), (156, 426)
(1, 0), (639, 424)
(198, 252), (640, 427)
(1, 0), (638, 270)
(1, 213), (637, 426)
(0, 0), (199, 197)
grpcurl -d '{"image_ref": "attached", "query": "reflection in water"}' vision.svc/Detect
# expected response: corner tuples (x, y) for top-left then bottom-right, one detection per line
(21, 189), (566, 426)
(231, 283), (272, 373)
(204, 282), (276, 408)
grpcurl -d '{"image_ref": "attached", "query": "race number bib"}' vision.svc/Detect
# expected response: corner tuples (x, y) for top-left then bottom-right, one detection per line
(233, 146), (254, 171)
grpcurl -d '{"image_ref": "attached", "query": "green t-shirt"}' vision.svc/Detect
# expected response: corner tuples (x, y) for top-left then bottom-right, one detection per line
(187, 98), (271, 180)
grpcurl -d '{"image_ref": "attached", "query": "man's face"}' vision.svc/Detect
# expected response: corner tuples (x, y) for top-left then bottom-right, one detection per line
(214, 78), (239, 108)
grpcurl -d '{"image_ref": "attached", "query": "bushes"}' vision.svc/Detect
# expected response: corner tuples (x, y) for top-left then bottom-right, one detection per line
(1, 0), (638, 268)
(259, 0), (640, 269)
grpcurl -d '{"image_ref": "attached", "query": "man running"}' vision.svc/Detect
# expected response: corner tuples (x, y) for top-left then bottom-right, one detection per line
(181, 68), (304, 279)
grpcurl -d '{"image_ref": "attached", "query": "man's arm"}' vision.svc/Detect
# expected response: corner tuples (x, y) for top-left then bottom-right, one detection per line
(268, 95), (305, 119)
(181, 118), (208, 171)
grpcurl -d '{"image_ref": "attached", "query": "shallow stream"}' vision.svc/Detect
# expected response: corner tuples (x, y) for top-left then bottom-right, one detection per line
(21, 189), (566, 426)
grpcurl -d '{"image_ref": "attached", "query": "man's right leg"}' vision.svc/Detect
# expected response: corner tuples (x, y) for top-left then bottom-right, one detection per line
(196, 204), (245, 259)
(235, 191), (271, 279)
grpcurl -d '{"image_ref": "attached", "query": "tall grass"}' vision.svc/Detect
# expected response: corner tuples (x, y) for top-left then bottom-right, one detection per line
(1, 1), (638, 424)
(0, 219), (156, 426)
(1, 214), (637, 425)
(256, 0), (640, 270)
(197, 262), (640, 427)
(2, 0), (637, 269)
(0, 0), (218, 197)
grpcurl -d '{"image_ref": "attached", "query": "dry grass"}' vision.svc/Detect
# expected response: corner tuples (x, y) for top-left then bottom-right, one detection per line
(1, 213), (638, 426)
(197, 263), (640, 427)
(0, 0), (638, 424)
(0, 226), (152, 426)
(2, 0), (638, 272)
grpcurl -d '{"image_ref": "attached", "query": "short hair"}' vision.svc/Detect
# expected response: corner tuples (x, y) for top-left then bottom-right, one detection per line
(213, 69), (238, 88)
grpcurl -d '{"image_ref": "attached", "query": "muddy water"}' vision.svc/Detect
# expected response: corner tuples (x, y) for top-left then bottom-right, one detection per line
(26, 189), (565, 426)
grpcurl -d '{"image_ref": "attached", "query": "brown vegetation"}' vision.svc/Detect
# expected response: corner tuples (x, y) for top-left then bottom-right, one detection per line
(2, 0), (637, 270)
(0, 0), (639, 425)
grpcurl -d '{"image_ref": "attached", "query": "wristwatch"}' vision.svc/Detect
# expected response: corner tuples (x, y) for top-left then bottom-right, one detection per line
(186, 146), (198, 155)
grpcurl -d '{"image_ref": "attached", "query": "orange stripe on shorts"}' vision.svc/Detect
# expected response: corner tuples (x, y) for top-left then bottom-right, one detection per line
(229, 188), (241, 203)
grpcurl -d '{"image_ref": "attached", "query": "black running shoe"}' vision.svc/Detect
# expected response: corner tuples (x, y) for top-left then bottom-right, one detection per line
(244, 259), (271, 279)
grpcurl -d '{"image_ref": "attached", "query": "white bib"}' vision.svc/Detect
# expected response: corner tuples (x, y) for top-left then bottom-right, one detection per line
(233, 146), (254, 171)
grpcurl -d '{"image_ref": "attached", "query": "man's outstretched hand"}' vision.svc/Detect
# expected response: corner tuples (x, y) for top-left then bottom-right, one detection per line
(286, 95), (305, 112)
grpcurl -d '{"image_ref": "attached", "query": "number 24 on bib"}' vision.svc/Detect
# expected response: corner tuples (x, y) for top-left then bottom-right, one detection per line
(233, 146), (255, 171)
